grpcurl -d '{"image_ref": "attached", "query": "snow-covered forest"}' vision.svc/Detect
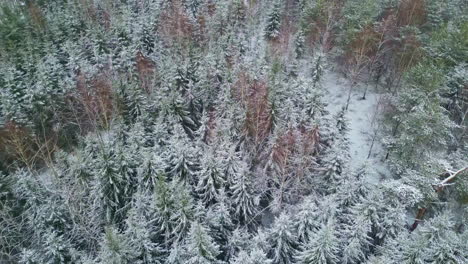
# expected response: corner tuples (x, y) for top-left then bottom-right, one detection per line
(0, 0), (467, 263)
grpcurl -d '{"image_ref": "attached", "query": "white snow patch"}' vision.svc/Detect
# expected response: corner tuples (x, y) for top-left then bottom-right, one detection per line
(322, 70), (391, 183)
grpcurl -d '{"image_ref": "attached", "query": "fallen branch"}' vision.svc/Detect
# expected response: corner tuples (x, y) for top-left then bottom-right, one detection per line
(409, 166), (467, 232)
(432, 167), (468, 192)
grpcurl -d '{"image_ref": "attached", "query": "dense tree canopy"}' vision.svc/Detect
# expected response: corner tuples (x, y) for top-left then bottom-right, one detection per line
(0, 0), (466, 263)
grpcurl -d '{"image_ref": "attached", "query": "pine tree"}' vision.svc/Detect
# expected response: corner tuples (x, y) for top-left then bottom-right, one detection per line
(229, 161), (258, 225)
(153, 172), (176, 245)
(18, 229), (80, 264)
(124, 192), (165, 264)
(296, 219), (340, 264)
(295, 30), (306, 59)
(170, 179), (196, 243)
(180, 221), (221, 264)
(320, 108), (351, 192)
(165, 125), (199, 185)
(264, 1), (282, 40)
(268, 213), (297, 264)
(294, 196), (320, 243)
(196, 148), (226, 205)
(231, 248), (273, 264)
(311, 52), (324, 88)
(92, 140), (136, 224)
(95, 226), (137, 264)
(138, 154), (165, 191)
(223, 228), (251, 262)
(206, 190), (234, 246)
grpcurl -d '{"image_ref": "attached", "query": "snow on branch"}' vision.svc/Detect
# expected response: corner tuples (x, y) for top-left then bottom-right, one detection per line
(432, 167), (468, 192)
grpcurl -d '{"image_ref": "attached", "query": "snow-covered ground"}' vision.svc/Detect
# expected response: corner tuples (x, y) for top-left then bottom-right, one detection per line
(323, 70), (391, 183)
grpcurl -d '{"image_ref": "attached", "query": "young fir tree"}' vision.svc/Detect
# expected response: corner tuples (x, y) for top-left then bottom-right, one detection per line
(223, 228), (251, 262)
(320, 107), (351, 192)
(229, 160), (258, 225)
(206, 190), (234, 259)
(138, 153), (165, 191)
(196, 148), (226, 205)
(124, 191), (165, 264)
(375, 212), (468, 264)
(179, 221), (221, 264)
(152, 172), (176, 245)
(295, 29), (306, 59)
(170, 179), (196, 243)
(18, 229), (80, 264)
(165, 125), (199, 185)
(231, 248), (273, 264)
(264, 1), (282, 40)
(296, 219), (341, 264)
(95, 226), (137, 264)
(293, 196), (320, 244)
(268, 213), (297, 264)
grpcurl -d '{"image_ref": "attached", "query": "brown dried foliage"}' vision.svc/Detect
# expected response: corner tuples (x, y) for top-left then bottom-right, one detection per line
(303, 0), (343, 51)
(270, 16), (297, 58)
(394, 32), (423, 74)
(271, 126), (321, 176)
(203, 109), (218, 144)
(245, 80), (272, 145)
(159, 1), (194, 43)
(75, 71), (115, 130)
(136, 51), (156, 94)
(0, 121), (35, 169)
(345, 25), (381, 69)
(233, 72), (272, 146)
(397, 0), (426, 27)
(27, 1), (46, 30)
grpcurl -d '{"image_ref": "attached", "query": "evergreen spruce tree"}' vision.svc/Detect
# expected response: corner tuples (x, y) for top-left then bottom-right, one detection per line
(206, 190), (234, 244)
(295, 30), (306, 59)
(95, 226), (136, 264)
(268, 213), (297, 264)
(294, 196), (320, 243)
(18, 230), (80, 264)
(196, 148), (226, 205)
(92, 140), (135, 224)
(320, 108), (351, 192)
(264, 1), (282, 40)
(153, 172), (176, 245)
(296, 219), (340, 264)
(231, 248), (273, 264)
(124, 192), (165, 263)
(229, 161), (258, 225)
(180, 221), (221, 264)
(166, 125), (199, 185)
(170, 179), (196, 243)
(224, 228), (251, 262)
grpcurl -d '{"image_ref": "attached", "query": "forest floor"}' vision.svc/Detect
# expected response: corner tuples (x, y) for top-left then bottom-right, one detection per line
(323, 70), (391, 183)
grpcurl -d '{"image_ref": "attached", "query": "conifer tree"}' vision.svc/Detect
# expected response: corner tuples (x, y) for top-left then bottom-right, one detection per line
(196, 148), (226, 205)
(296, 219), (340, 264)
(153, 172), (176, 245)
(320, 108), (351, 192)
(223, 228), (251, 261)
(268, 213), (297, 264)
(229, 161), (258, 225)
(18, 230), (80, 264)
(95, 226), (136, 264)
(294, 197), (320, 243)
(170, 180), (196, 243)
(264, 1), (282, 40)
(166, 125), (199, 185)
(231, 248), (273, 264)
(124, 192), (165, 263)
(180, 221), (221, 263)
(295, 30), (306, 59)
